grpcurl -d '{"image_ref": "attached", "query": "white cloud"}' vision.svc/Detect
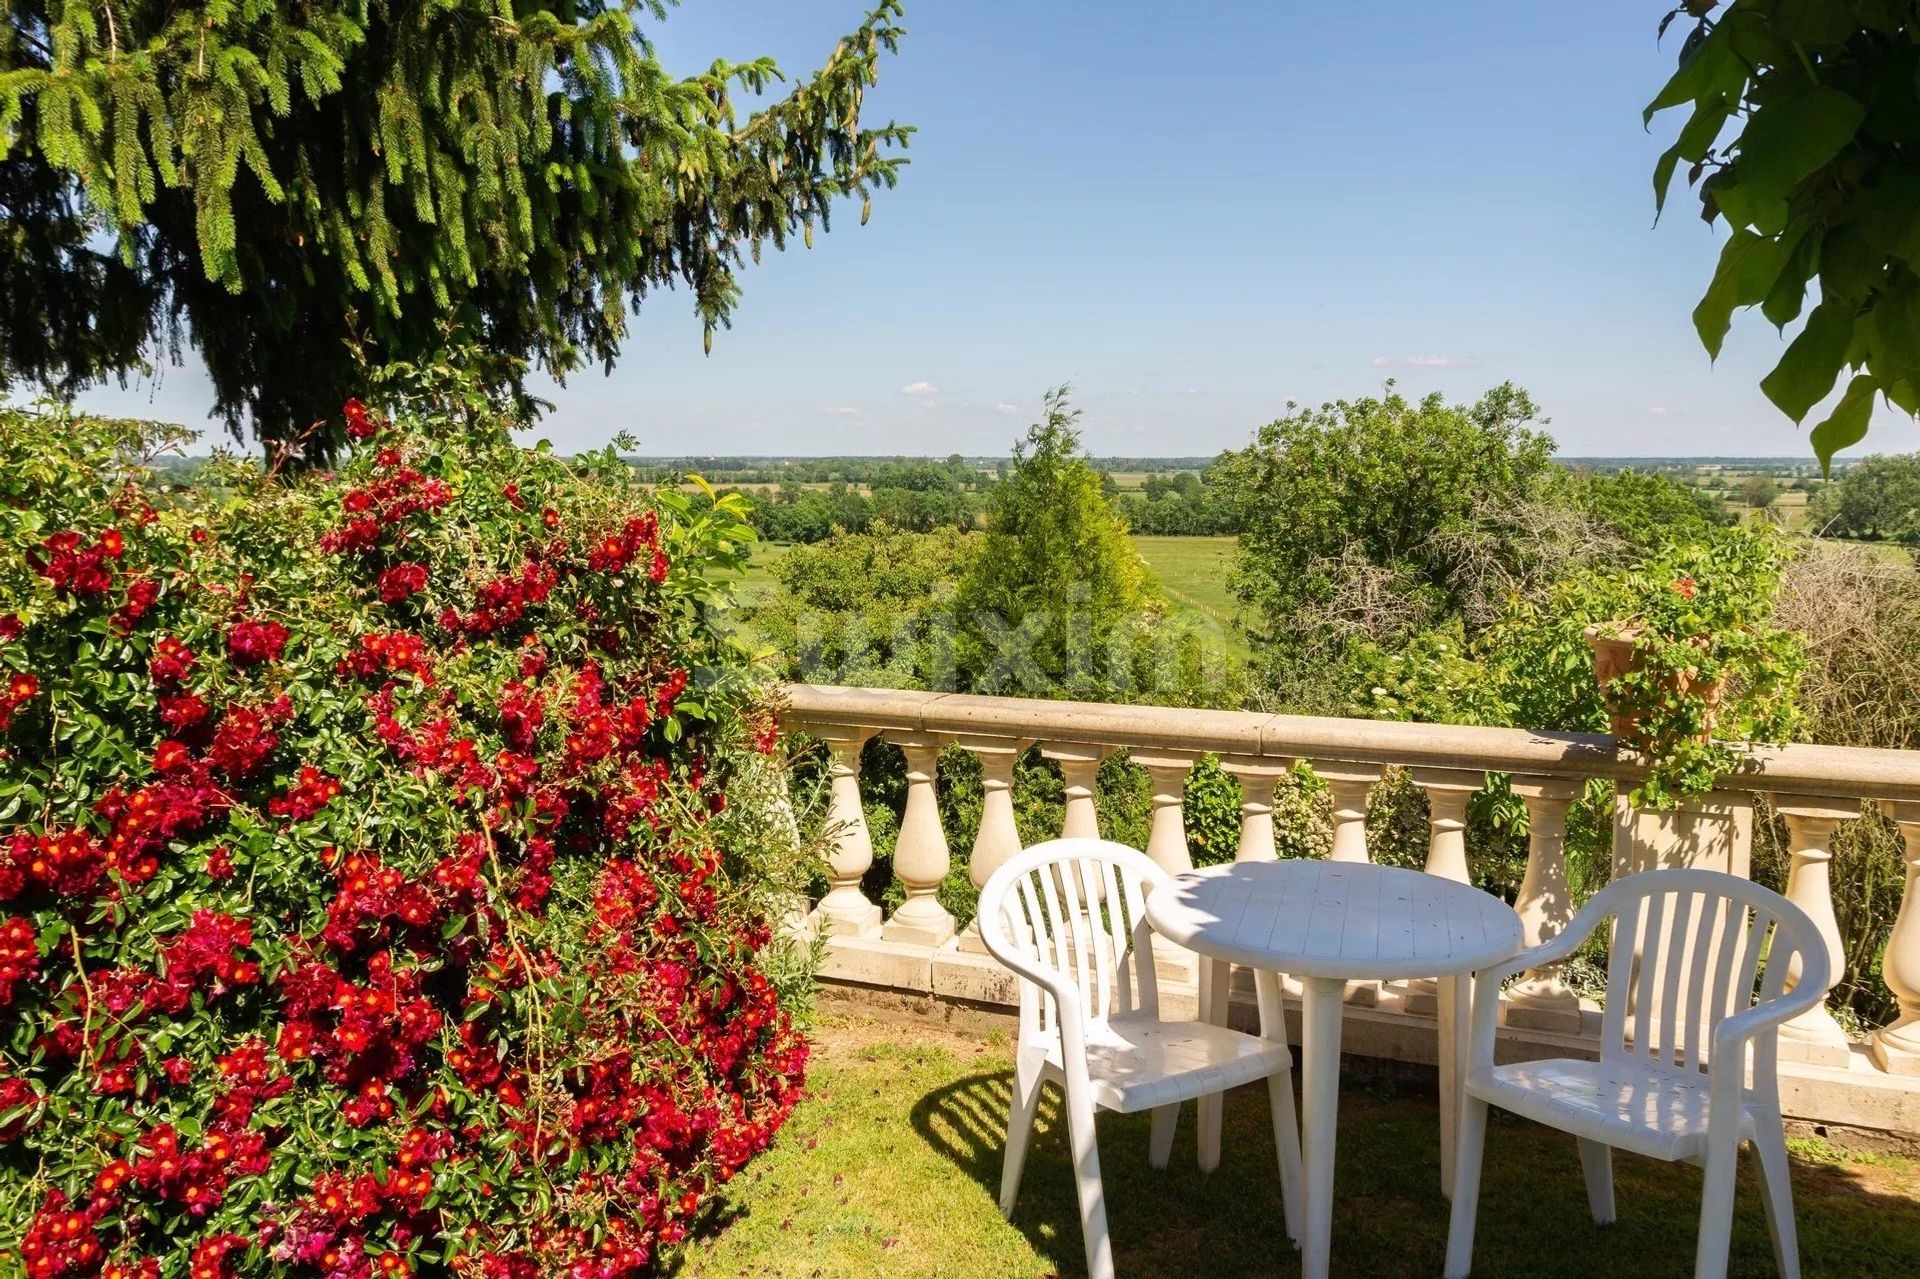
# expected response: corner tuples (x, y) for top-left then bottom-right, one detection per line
(1372, 354), (1472, 368)
(823, 405), (861, 416)
(994, 402), (1020, 415)
(899, 380), (938, 397)
(1648, 405), (1669, 415)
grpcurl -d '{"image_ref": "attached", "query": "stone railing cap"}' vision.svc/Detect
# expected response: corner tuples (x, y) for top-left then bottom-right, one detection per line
(779, 685), (1920, 804)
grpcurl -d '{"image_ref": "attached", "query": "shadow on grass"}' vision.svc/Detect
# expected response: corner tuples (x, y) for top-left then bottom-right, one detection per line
(909, 1067), (1920, 1278)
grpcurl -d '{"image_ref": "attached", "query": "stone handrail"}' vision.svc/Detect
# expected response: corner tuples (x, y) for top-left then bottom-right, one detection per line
(782, 684), (1920, 800)
(778, 683), (1920, 1089)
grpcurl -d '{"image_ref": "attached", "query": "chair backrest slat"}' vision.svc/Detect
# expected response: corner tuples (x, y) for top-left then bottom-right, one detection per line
(1079, 858), (1117, 1019)
(1013, 871), (1056, 1033)
(1056, 858), (1095, 1017)
(1733, 908), (1776, 1016)
(1630, 887), (1668, 1060)
(1680, 893), (1729, 1073)
(1655, 888), (1697, 1065)
(1034, 855), (1075, 1020)
(1600, 893), (1641, 1054)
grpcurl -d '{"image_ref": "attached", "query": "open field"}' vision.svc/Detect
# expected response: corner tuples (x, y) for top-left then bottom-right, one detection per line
(734, 541), (792, 609)
(732, 535), (1251, 659)
(1129, 535), (1248, 657)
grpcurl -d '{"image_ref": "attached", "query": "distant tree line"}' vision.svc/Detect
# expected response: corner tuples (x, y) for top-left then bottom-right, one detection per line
(733, 458), (983, 542)
(694, 419), (1751, 548)
(632, 454), (982, 486)
(1114, 470), (1239, 535)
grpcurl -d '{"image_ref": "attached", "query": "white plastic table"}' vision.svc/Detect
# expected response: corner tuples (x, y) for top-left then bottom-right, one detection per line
(1145, 859), (1523, 1279)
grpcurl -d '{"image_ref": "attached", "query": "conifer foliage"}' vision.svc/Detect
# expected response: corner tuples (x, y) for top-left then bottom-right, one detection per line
(0, 1), (910, 458)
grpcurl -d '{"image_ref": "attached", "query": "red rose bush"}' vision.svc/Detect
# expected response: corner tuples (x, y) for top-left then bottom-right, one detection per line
(0, 385), (807, 1277)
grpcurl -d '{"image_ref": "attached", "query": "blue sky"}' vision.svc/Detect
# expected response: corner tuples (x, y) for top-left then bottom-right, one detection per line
(71, 1), (1918, 458)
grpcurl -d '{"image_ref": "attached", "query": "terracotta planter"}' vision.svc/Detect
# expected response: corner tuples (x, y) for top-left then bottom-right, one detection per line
(1584, 623), (1723, 741)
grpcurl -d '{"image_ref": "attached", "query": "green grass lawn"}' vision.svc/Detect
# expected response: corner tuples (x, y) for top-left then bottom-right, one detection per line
(731, 534), (1254, 664)
(681, 1015), (1920, 1279)
(732, 542), (792, 609)
(1128, 535), (1249, 660)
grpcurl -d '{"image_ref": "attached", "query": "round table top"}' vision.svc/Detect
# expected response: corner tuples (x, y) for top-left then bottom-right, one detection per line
(1144, 859), (1523, 981)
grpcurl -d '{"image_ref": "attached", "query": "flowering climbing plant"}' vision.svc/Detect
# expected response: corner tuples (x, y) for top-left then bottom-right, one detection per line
(0, 374), (808, 1278)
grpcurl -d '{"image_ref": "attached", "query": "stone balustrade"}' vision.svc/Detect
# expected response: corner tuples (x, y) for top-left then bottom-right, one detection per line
(779, 683), (1920, 1143)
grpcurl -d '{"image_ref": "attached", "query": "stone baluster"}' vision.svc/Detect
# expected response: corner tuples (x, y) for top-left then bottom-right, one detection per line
(882, 732), (956, 948)
(809, 726), (882, 938)
(1411, 769), (1478, 883)
(1044, 742), (1114, 914)
(1316, 762), (1381, 864)
(1874, 801), (1920, 1076)
(955, 736), (1028, 955)
(1133, 753), (1202, 985)
(1133, 754), (1199, 877)
(1046, 742), (1112, 840)
(1314, 761), (1382, 1004)
(1771, 795), (1855, 1068)
(1404, 769), (1481, 1015)
(1222, 757), (1291, 863)
(1503, 776), (1586, 1033)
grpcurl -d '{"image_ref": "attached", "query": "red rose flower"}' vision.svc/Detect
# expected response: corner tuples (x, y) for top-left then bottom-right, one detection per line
(377, 562), (429, 603)
(0, 672), (38, 729)
(149, 635), (197, 687)
(227, 617), (289, 667)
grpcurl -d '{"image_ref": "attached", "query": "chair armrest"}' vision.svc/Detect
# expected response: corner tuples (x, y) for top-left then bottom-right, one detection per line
(977, 898), (1087, 1027)
(1475, 892), (1614, 988)
(1708, 944), (1832, 1083)
(1463, 897), (1613, 1075)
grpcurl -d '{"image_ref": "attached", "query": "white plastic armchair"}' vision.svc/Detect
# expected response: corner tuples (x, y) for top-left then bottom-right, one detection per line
(978, 838), (1303, 1279)
(1445, 868), (1831, 1279)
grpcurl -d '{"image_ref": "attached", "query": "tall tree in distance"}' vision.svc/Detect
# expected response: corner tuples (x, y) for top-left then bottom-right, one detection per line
(956, 387), (1163, 698)
(1, 1), (910, 459)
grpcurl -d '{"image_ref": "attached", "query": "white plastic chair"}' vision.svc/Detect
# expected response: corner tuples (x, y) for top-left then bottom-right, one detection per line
(1445, 868), (1831, 1279)
(978, 837), (1303, 1279)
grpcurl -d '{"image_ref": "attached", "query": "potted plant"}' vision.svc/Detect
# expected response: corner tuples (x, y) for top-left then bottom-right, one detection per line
(1581, 529), (1804, 807)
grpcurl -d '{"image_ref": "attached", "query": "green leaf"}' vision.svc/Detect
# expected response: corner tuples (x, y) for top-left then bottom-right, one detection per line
(1654, 143), (1685, 216)
(1868, 281), (1920, 387)
(1734, 86), (1866, 203)
(1761, 227), (1819, 328)
(1656, 99), (1734, 217)
(1644, 28), (1745, 125)
(1761, 300), (1856, 421)
(1693, 230), (1790, 358)
(1810, 373), (1879, 468)
(1708, 171), (1790, 236)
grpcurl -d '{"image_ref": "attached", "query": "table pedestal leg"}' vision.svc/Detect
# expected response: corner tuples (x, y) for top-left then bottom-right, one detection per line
(1437, 972), (1470, 1200)
(1253, 969), (1304, 1247)
(1196, 955), (1230, 1173)
(1300, 975), (1344, 1279)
